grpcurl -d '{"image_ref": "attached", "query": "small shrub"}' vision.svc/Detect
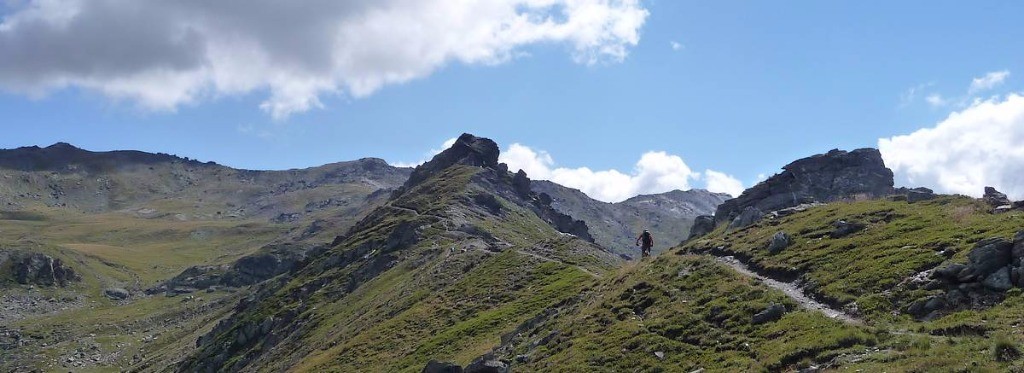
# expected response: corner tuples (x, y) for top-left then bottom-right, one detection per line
(993, 335), (1021, 362)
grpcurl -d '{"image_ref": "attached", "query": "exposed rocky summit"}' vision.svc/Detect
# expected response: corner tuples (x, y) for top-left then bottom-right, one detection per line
(715, 148), (894, 227)
(983, 186), (1011, 207)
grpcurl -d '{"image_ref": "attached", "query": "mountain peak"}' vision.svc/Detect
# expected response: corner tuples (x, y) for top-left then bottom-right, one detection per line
(45, 142), (80, 150)
(401, 133), (499, 190)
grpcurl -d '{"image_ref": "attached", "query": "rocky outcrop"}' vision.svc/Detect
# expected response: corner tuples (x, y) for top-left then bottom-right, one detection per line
(728, 206), (764, 230)
(2, 251), (80, 287)
(104, 288), (130, 300)
(715, 148), (894, 226)
(150, 243), (326, 294)
(423, 361), (463, 373)
(686, 215), (716, 241)
(909, 231), (1024, 318)
(904, 187), (936, 203)
(983, 186), (1011, 207)
(398, 134), (499, 196)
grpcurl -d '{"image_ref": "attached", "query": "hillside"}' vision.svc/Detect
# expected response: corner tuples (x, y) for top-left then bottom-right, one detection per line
(533, 181), (728, 257)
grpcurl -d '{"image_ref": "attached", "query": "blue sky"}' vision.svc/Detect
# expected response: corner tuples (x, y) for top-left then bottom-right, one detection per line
(1, 1), (1023, 201)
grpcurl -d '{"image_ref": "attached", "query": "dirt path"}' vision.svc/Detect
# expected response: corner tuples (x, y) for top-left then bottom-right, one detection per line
(712, 255), (862, 325)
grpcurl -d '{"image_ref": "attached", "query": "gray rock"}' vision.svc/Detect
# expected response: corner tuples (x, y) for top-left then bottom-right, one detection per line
(103, 288), (130, 300)
(967, 238), (1013, 277)
(752, 303), (786, 324)
(983, 267), (1013, 291)
(687, 215), (716, 241)
(715, 148), (894, 225)
(983, 186), (1011, 207)
(728, 206), (764, 230)
(946, 289), (967, 307)
(768, 232), (792, 254)
(1012, 231), (1024, 261)
(1014, 267), (1024, 288)
(906, 188), (936, 203)
(932, 263), (967, 281)
(422, 360), (463, 373)
(830, 220), (865, 238)
(12, 252), (80, 287)
(464, 359), (508, 373)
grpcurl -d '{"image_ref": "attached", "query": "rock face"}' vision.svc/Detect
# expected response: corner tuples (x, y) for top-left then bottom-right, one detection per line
(983, 186), (1011, 207)
(149, 243), (326, 294)
(422, 361), (463, 373)
(715, 148), (894, 226)
(399, 134), (500, 195)
(686, 215), (717, 241)
(913, 231), (1024, 318)
(728, 206), (764, 230)
(4, 251), (80, 287)
(905, 187), (936, 203)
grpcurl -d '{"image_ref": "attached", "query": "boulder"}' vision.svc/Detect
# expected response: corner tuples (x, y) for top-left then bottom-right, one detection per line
(983, 186), (1011, 207)
(687, 215), (716, 241)
(512, 170), (532, 197)
(715, 148), (894, 225)
(767, 232), (792, 254)
(464, 359), (509, 373)
(931, 263), (968, 281)
(728, 206), (764, 230)
(104, 288), (130, 300)
(752, 303), (786, 324)
(422, 361), (463, 373)
(967, 238), (1013, 277)
(983, 267), (1013, 291)
(830, 220), (865, 238)
(906, 188), (936, 203)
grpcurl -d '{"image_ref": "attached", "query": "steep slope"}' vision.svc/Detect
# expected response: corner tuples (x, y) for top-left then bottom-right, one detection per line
(175, 134), (620, 372)
(532, 180), (728, 257)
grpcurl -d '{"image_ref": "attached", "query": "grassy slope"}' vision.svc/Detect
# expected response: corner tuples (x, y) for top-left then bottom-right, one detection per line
(179, 165), (622, 372)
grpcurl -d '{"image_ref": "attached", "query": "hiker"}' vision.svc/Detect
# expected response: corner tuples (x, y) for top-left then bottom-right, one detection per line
(636, 229), (654, 258)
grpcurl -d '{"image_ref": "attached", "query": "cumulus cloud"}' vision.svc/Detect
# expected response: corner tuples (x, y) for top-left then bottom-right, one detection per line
(670, 41), (683, 51)
(969, 70), (1010, 94)
(703, 170), (744, 197)
(0, 0), (649, 119)
(879, 93), (1024, 199)
(499, 143), (743, 202)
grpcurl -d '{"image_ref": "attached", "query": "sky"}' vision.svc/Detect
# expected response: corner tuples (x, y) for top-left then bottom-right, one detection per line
(1, 1), (1023, 202)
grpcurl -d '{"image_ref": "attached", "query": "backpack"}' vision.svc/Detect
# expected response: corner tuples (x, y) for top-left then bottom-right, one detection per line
(641, 232), (653, 246)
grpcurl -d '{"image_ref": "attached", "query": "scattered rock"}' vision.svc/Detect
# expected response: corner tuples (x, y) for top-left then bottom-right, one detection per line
(830, 220), (865, 238)
(983, 186), (1011, 207)
(654, 351), (665, 360)
(752, 303), (786, 324)
(103, 288), (130, 300)
(767, 232), (791, 254)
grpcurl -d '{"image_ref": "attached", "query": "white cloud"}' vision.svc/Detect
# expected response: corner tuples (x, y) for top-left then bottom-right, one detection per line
(0, 0), (649, 119)
(500, 143), (742, 202)
(703, 169), (744, 197)
(925, 93), (947, 107)
(879, 93), (1024, 200)
(969, 70), (1010, 94)
(391, 137), (458, 168)
(670, 41), (683, 51)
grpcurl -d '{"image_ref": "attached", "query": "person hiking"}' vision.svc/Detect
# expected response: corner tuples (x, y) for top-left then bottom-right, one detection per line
(636, 229), (654, 258)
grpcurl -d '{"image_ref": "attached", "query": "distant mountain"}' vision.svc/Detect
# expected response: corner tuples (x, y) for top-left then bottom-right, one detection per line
(0, 142), (411, 242)
(532, 180), (729, 257)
